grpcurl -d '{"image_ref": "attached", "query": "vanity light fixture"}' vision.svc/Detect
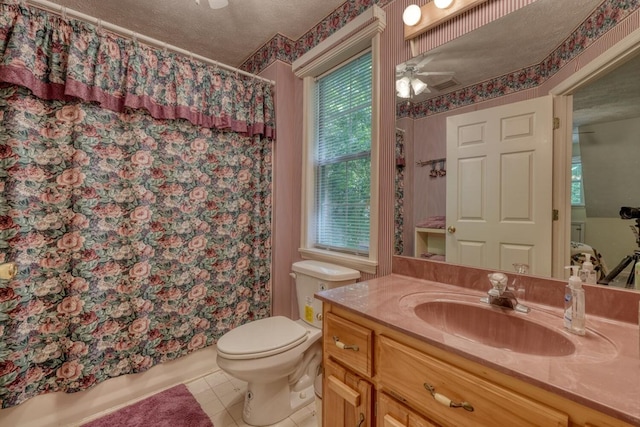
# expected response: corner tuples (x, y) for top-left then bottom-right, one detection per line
(402, 4), (422, 27)
(404, 0), (489, 41)
(433, 0), (454, 9)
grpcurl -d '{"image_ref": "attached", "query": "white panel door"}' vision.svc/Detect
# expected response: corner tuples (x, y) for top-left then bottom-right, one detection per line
(446, 96), (553, 276)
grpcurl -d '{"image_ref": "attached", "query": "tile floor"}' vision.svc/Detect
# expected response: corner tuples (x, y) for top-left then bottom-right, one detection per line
(185, 369), (319, 427)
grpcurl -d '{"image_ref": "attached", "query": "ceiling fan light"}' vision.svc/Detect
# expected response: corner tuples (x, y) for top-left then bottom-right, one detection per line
(434, 0), (454, 9)
(411, 78), (428, 95)
(396, 77), (411, 98)
(402, 5), (422, 26)
(208, 0), (229, 9)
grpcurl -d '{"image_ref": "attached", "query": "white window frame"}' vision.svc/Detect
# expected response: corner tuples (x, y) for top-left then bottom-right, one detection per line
(293, 6), (385, 274)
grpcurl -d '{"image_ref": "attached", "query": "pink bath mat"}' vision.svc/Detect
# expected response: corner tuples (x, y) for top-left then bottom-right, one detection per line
(81, 384), (213, 427)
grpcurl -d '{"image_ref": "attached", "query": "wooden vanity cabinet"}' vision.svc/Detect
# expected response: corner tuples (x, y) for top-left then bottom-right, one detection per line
(323, 312), (374, 427)
(321, 303), (635, 427)
(378, 393), (440, 427)
(324, 358), (373, 427)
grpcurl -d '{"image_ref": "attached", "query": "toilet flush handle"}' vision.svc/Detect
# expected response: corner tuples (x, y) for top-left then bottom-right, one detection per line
(289, 272), (296, 279)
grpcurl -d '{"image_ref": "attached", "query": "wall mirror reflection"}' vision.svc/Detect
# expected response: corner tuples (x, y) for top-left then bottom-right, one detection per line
(394, 0), (640, 288)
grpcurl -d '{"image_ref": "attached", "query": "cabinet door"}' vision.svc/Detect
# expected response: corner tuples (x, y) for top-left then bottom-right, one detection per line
(378, 393), (440, 427)
(324, 359), (373, 427)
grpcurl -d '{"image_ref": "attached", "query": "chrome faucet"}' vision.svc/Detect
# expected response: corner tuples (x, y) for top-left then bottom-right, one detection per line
(481, 272), (530, 313)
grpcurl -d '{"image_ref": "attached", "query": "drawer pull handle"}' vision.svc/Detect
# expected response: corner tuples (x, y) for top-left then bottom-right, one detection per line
(333, 336), (359, 351)
(356, 413), (365, 427)
(424, 382), (474, 412)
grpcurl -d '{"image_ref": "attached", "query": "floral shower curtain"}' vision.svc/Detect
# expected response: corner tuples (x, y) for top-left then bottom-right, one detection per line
(394, 130), (405, 256)
(0, 1), (274, 408)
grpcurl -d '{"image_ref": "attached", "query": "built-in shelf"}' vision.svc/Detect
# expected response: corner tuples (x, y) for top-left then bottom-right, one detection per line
(414, 227), (445, 258)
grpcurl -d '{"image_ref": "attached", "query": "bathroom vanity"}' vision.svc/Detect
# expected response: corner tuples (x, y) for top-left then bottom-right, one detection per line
(316, 274), (640, 427)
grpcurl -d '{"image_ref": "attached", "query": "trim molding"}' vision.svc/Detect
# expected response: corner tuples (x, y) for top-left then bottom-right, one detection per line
(293, 5), (386, 78)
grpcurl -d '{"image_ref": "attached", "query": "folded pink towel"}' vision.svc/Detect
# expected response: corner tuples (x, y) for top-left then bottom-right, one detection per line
(420, 253), (445, 261)
(416, 216), (446, 229)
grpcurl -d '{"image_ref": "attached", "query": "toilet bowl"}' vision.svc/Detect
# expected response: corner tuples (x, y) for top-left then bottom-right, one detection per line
(215, 260), (360, 426)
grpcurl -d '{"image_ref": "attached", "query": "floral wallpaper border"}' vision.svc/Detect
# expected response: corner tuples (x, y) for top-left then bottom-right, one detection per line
(239, 0), (637, 119)
(240, 0), (393, 75)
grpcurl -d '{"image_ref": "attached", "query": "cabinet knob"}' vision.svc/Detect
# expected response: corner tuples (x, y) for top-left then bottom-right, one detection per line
(447, 226), (456, 234)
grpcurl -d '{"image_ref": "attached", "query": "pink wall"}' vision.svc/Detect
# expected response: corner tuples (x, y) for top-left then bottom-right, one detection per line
(258, 61), (304, 318)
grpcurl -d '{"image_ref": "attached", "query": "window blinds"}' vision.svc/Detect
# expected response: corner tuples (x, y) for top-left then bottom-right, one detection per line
(314, 51), (372, 255)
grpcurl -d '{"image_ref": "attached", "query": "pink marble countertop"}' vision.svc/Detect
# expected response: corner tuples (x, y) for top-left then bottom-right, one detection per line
(315, 274), (640, 426)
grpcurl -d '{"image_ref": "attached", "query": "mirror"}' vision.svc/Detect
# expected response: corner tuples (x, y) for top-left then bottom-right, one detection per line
(394, 0), (640, 288)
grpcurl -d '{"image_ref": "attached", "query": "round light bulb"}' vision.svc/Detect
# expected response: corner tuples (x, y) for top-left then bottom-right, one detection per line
(434, 0), (454, 9)
(402, 5), (422, 27)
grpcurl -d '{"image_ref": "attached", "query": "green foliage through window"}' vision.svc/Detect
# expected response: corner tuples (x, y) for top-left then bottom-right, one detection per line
(571, 158), (584, 206)
(314, 52), (372, 255)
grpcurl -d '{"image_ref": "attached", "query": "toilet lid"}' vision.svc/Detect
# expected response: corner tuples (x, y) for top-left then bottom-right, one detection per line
(216, 316), (309, 360)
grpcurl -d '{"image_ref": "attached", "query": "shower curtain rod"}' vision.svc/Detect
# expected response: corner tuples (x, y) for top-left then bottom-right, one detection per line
(25, 0), (275, 85)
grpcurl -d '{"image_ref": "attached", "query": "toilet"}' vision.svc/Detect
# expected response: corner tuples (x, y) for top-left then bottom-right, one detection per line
(216, 260), (360, 426)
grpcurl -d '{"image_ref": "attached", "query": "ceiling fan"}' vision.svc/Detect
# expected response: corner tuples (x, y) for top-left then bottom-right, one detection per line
(396, 56), (455, 99)
(195, 0), (229, 9)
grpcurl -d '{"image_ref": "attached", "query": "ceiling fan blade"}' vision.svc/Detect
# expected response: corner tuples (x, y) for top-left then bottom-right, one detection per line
(415, 71), (455, 76)
(396, 63), (408, 74)
(414, 55), (435, 69)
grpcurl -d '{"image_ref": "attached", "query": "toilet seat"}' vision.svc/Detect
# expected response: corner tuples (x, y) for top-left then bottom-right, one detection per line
(216, 316), (309, 360)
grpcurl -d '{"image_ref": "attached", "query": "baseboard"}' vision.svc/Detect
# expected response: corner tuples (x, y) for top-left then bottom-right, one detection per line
(0, 346), (218, 427)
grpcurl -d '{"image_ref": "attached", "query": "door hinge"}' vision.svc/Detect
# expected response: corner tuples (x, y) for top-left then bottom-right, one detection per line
(552, 209), (559, 221)
(553, 117), (560, 130)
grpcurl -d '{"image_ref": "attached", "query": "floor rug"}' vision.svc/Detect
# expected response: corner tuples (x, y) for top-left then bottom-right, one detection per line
(81, 384), (213, 427)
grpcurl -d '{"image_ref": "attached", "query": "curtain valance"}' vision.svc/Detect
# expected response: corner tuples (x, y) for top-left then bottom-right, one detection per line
(0, 1), (275, 137)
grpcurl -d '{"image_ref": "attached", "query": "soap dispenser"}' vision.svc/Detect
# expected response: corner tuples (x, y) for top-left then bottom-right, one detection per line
(579, 253), (597, 285)
(564, 266), (586, 336)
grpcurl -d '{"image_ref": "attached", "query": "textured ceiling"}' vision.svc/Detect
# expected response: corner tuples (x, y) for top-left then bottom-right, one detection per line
(573, 54), (640, 128)
(399, 0), (604, 103)
(39, 0), (346, 67)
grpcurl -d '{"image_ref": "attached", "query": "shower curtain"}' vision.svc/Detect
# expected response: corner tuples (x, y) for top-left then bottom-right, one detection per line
(0, 1), (274, 408)
(394, 130), (405, 255)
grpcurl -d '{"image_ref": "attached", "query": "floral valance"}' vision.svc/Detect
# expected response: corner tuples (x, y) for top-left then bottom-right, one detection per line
(0, 1), (275, 137)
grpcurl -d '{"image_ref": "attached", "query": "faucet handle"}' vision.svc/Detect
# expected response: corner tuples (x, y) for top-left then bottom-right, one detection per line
(487, 272), (508, 294)
(488, 288), (500, 297)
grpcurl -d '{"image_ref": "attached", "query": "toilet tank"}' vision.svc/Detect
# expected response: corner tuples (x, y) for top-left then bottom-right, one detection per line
(291, 260), (360, 328)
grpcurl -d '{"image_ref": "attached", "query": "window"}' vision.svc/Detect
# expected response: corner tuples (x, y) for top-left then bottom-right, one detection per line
(571, 156), (584, 206)
(293, 5), (385, 274)
(315, 52), (372, 256)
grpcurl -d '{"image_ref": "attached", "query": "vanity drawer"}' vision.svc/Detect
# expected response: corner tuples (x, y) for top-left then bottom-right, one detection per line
(377, 335), (568, 427)
(324, 312), (373, 377)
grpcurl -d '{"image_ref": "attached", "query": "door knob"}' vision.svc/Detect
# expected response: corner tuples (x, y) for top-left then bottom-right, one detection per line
(0, 262), (17, 280)
(447, 226), (456, 234)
